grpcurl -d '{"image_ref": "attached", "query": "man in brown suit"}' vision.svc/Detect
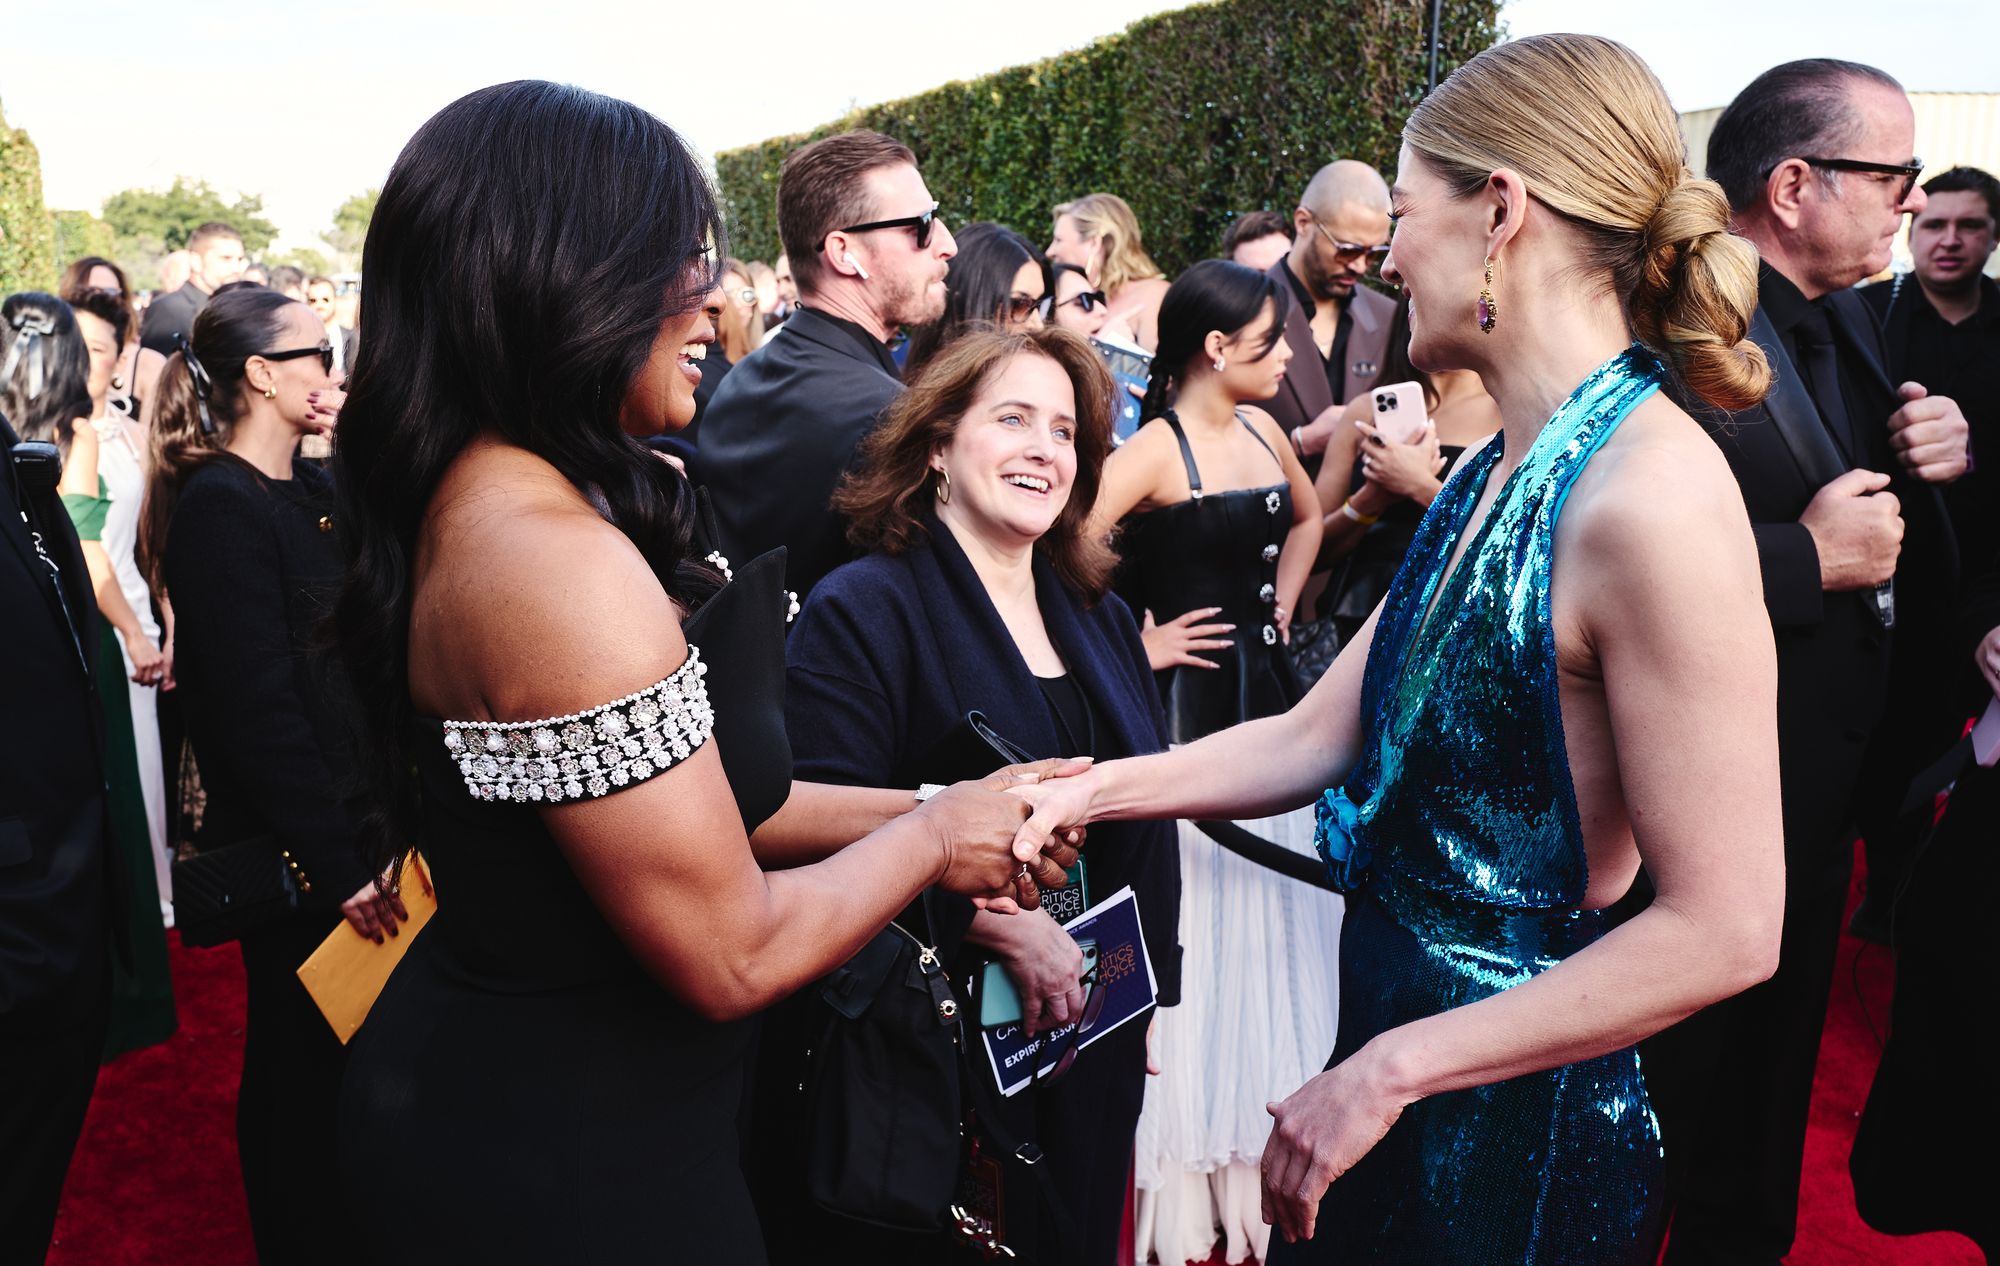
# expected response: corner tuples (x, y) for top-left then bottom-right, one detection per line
(1264, 160), (1398, 475)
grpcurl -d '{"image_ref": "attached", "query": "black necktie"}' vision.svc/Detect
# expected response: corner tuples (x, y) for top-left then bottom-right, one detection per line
(1792, 302), (1859, 462)
(1794, 302), (1897, 627)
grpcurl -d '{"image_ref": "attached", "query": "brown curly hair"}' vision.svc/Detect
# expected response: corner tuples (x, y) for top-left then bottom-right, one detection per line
(834, 323), (1119, 600)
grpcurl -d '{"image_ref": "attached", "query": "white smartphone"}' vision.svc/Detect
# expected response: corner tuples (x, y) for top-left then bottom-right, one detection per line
(1370, 380), (1429, 445)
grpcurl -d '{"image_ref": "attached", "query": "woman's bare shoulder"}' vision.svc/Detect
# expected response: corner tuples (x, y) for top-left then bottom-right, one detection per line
(414, 443), (686, 724)
(1563, 395), (1753, 578)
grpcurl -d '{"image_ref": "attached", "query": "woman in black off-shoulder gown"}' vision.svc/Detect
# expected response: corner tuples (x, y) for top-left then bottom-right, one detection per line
(328, 83), (1077, 1263)
(340, 549), (792, 1260)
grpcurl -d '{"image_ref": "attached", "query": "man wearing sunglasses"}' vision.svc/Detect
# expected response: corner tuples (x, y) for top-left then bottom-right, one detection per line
(306, 276), (361, 378)
(1637, 59), (1970, 1266)
(1261, 161), (1398, 475)
(700, 130), (957, 602)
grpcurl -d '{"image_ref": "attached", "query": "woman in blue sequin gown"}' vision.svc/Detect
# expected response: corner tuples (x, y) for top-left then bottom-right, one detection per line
(1012, 35), (1786, 1264)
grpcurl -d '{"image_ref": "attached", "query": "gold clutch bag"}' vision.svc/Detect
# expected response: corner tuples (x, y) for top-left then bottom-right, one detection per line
(296, 856), (438, 1043)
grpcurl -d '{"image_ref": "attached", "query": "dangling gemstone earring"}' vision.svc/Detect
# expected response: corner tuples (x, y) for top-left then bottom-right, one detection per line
(1213, 356), (1226, 372)
(935, 467), (952, 505)
(1477, 257), (1498, 334)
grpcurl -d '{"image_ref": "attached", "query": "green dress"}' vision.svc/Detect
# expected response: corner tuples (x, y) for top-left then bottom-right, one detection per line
(62, 476), (177, 1059)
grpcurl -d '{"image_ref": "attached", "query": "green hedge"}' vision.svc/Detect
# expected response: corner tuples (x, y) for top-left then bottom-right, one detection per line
(0, 100), (55, 296)
(715, 0), (1501, 273)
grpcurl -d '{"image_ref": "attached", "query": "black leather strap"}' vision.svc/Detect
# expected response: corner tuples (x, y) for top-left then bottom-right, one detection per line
(1161, 410), (1203, 501)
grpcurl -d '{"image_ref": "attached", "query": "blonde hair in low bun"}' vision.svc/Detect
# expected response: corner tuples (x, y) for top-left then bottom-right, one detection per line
(1634, 177), (1770, 412)
(1404, 33), (1772, 412)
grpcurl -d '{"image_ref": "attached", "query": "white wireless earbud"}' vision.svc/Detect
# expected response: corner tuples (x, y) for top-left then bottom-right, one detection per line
(844, 254), (870, 281)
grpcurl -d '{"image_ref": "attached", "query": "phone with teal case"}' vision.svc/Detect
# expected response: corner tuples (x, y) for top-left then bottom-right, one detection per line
(979, 938), (1097, 1029)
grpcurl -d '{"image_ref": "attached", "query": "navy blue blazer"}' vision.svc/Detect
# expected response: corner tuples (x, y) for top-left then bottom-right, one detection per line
(786, 518), (1182, 1005)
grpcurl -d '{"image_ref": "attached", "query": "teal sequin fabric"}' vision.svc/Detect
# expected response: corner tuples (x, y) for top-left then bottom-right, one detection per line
(1277, 347), (1667, 1264)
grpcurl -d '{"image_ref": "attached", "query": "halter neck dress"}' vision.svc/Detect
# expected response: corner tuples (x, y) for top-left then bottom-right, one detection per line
(1275, 347), (1669, 1264)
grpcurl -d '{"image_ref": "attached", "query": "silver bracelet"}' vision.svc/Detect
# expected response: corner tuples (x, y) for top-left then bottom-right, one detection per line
(914, 783), (947, 803)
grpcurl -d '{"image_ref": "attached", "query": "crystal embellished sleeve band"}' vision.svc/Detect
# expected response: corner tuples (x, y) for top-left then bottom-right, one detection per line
(441, 649), (716, 804)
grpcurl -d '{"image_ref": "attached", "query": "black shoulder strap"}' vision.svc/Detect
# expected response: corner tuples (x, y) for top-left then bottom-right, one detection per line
(1161, 411), (1202, 502)
(1236, 409), (1284, 474)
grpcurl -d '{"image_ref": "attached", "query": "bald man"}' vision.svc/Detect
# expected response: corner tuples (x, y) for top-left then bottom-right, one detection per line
(1266, 161), (1398, 464)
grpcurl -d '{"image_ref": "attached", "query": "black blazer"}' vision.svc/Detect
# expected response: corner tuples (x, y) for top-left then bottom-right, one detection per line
(0, 422), (111, 1030)
(163, 458), (370, 902)
(695, 308), (901, 601)
(786, 520), (1182, 1005)
(1696, 289), (1957, 846)
(139, 282), (208, 356)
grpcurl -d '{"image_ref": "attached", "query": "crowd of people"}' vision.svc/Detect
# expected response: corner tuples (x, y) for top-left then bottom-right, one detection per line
(1, 31), (1994, 1266)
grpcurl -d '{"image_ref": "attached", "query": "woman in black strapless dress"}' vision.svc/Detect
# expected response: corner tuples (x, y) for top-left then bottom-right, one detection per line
(327, 83), (1078, 1263)
(1088, 260), (1343, 1266)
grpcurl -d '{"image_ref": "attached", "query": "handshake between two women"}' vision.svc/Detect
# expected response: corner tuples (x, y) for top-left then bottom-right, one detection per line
(920, 756), (1095, 911)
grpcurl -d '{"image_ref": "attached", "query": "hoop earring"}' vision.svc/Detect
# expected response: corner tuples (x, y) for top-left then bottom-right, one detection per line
(1477, 257), (1498, 334)
(935, 467), (952, 505)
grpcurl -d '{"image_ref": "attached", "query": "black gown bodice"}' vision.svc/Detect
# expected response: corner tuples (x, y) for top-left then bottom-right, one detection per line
(1116, 412), (1302, 743)
(339, 549), (795, 1265)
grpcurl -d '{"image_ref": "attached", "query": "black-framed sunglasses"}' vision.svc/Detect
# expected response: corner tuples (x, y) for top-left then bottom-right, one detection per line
(1058, 289), (1108, 315)
(259, 343), (335, 374)
(1791, 156), (1925, 203)
(1303, 213), (1391, 268)
(1006, 293), (1055, 322)
(825, 200), (941, 251)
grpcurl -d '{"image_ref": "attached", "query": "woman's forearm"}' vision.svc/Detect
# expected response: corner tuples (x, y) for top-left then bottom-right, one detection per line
(80, 540), (149, 645)
(748, 781), (915, 867)
(1276, 517), (1321, 617)
(1090, 709), (1343, 826)
(1364, 898), (1776, 1105)
(1317, 507), (1370, 563)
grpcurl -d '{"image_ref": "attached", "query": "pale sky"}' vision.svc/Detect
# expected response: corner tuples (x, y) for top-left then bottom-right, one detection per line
(2, 0), (1993, 255)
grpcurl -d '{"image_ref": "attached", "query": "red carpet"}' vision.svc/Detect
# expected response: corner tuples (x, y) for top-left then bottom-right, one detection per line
(49, 847), (1985, 1263)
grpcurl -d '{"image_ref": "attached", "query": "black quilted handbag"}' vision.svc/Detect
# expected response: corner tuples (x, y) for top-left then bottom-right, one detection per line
(171, 836), (300, 948)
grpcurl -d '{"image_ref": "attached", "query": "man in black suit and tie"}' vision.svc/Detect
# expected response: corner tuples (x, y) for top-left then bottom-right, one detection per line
(0, 410), (114, 1260)
(1263, 160), (1399, 474)
(1642, 60), (1970, 1266)
(139, 221), (246, 355)
(698, 129), (957, 601)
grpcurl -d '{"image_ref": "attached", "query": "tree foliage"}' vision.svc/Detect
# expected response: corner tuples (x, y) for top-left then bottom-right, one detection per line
(714, 0), (1501, 274)
(0, 99), (56, 295)
(49, 209), (116, 266)
(99, 177), (280, 258)
(323, 187), (378, 261)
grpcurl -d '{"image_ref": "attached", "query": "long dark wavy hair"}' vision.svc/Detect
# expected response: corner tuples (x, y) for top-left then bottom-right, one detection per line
(1137, 259), (1289, 422)
(331, 80), (722, 879)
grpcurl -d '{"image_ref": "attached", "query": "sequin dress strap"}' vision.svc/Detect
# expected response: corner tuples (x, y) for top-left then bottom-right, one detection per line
(440, 648), (714, 804)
